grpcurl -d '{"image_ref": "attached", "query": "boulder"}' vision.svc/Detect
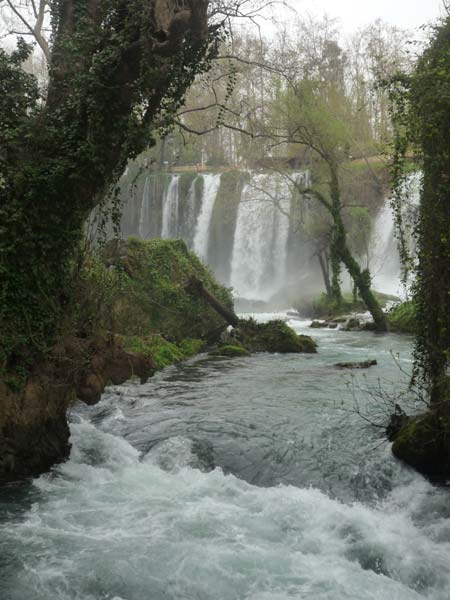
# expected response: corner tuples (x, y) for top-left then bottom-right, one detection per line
(390, 412), (450, 479)
(210, 345), (251, 358)
(335, 360), (377, 369)
(236, 319), (317, 354)
(342, 318), (361, 331)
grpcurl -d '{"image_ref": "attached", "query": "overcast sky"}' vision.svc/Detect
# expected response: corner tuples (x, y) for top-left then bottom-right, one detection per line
(270, 0), (445, 32)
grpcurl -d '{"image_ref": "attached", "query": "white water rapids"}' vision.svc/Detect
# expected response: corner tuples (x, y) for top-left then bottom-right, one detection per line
(1, 317), (449, 600)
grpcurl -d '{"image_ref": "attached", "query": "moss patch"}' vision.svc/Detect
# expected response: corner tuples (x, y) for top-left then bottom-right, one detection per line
(124, 335), (204, 370)
(210, 345), (250, 358)
(391, 412), (450, 479)
(387, 302), (417, 333)
(104, 238), (233, 342)
(237, 319), (317, 354)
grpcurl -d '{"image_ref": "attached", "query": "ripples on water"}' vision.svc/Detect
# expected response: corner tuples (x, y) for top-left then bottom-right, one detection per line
(1, 316), (450, 600)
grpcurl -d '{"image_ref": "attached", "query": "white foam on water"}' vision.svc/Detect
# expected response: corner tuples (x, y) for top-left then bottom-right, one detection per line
(1, 419), (449, 600)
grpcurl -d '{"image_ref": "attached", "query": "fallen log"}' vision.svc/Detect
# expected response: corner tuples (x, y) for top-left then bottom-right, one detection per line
(335, 359), (378, 369)
(186, 276), (240, 327)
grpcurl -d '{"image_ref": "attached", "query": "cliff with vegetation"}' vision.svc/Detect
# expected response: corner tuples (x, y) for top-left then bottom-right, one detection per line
(0, 239), (233, 481)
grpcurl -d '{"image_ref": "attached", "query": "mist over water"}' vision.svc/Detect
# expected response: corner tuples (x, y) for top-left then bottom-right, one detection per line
(1, 318), (450, 600)
(230, 174), (291, 300)
(3, 172), (438, 599)
(370, 173), (421, 298)
(120, 169), (420, 303)
(120, 171), (319, 302)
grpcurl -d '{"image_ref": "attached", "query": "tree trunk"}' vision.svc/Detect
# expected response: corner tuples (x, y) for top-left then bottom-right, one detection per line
(338, 237), (388, 331)
(317, 250), (332, 298)
(186, 276), (240, 327)
(0, 1), (211, 367)
(329, 166), (387, 332)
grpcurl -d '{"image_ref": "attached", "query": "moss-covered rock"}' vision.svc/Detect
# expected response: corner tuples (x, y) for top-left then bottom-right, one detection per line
(387, 302), (417, 334)
(123, 335), (204, 370)
(235, 319), (317, 354)
(210, 345), (250, 358)
(104, 238), (233, 343)
(391, 412), (450, 479)
(342, 318), (361, 331)
(296, 291), (398, 320)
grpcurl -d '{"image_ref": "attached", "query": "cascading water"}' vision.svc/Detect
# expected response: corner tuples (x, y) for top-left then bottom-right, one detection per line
(1, 319), (450, 600)
(192, 173), (221, 261)
(161, 176), (180, 239)
(120, 169), (314, 302)
(370, 172), (421, 297)
(229, 173), (293, 300)
(179, 177), (201, 247)
(138, 175), (151, 239)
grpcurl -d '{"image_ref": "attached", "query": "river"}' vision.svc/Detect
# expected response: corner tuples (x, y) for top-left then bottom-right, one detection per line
(1, 314), (449, 600)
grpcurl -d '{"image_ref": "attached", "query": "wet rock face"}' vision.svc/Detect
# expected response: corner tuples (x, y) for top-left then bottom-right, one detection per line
(234, 319), (318, 354)
(0, 414), (71, 482)
(210, 345), (251, 358)
(0, 338), (155, 483)
(390, 412), (450, 480)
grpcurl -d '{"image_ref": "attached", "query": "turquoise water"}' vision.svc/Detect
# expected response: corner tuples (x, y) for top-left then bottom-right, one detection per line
(1, 315), (449, 600)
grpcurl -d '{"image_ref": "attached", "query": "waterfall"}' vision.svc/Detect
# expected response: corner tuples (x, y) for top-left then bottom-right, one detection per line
(179, 176), (202, 248)
(120, 169), (312, 303)
(230, 173), (292, 301)
(161, 176), (180, 239)
(192, 173), (222, 261)
(370, 172), (421, 297)
(138, 175), (151, 239)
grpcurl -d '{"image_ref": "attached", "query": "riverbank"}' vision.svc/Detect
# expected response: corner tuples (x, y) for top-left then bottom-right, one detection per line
(0, 241), (315, 482)
(2, 314), (449, 600)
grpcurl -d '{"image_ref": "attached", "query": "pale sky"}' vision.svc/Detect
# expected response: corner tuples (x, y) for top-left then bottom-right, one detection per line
(271, 0), (444, 32)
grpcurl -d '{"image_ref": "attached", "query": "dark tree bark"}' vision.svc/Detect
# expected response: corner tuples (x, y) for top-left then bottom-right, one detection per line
(0, 0), (212, 365)
(317, 249), (332, 298)
(0, 0), (213, 480)
(186, 276), (240, 327)
(296, 162), (388, 331)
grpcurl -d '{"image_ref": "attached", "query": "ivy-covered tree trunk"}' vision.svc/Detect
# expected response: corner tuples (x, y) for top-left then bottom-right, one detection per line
(0, 0), (212, 368)
(317, 249), (332, 298)
(0, 0), (213, 480)
(329, 167), (387, 332)
(329, 236), (344, 306)
(409, 22), (450, 405)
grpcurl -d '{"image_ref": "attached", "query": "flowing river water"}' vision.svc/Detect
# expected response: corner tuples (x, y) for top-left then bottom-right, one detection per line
(1, 315), (450, 600)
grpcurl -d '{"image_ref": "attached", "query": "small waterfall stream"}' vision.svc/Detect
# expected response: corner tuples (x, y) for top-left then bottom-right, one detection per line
(192, 173), (221, 261)
(370, 173), (421, 297)
(161, 176), (180, 239)
(138, 175), (151, 239)
(229, 173), (291, 300)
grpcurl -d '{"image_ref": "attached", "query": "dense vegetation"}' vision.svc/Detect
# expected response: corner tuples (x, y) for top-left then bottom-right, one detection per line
(0, 0), (214, 374)
(385, 16), (450, 476)
(0, 1), (449, 481)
